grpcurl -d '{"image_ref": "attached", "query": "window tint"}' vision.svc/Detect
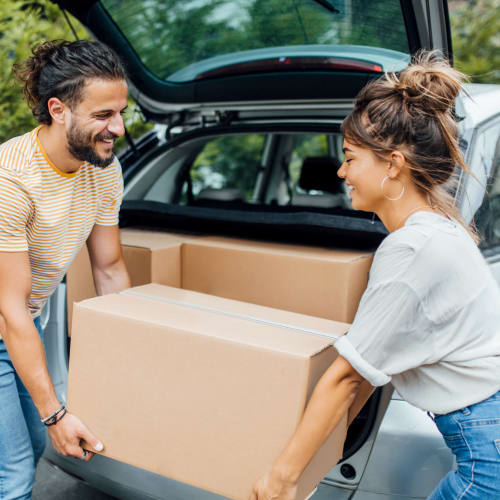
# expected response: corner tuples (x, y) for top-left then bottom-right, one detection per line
(180, 134), (266, 204)
(472, 121), (500, 250)
(101, 0), (409, 82)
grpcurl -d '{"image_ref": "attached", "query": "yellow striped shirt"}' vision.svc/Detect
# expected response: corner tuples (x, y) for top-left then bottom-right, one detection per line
(0, 126), (123, 325)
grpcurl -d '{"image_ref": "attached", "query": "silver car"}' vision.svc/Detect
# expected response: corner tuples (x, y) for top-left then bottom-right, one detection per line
(43, 0), (500, 498)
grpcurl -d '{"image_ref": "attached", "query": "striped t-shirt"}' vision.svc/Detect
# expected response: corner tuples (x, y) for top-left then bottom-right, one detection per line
(0, 126), (123, 326)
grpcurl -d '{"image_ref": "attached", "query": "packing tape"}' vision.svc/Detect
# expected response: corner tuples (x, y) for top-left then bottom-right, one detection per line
(121, 289), (341, 342)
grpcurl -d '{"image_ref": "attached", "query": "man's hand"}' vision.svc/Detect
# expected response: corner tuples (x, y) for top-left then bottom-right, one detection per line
(47, 412), (103, 462)
(249, 468), (298, 500)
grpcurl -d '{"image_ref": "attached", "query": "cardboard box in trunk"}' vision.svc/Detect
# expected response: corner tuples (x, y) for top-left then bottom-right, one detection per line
(66, 229), (186, 334)
(68, 284), (349, 500)
(182, 237), (373, 323)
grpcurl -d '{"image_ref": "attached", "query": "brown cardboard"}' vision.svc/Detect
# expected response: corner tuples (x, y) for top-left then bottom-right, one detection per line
(182, 237), (373, 323)
(65, 229), (186, 334)
(68, 284), (349, 500)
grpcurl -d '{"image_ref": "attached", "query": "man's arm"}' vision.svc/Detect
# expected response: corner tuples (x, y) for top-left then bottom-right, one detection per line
(0, 251), (102, 460)
(86, 224), (131, 295)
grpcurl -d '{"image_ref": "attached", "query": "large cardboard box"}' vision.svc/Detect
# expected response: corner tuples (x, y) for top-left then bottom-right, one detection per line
(66, 229), (186, 334)
(67, 232), (373, 332)
(68, 284), (349, 500)
(182, 237), (373, 323)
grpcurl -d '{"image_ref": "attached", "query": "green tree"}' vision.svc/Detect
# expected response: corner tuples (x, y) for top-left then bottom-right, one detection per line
(449, 0), (500, 84)
(0, 0), (152, 148)
(0, 1), (85, 142)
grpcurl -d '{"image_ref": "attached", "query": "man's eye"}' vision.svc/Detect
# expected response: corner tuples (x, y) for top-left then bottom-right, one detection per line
(96, 115), (111, 119)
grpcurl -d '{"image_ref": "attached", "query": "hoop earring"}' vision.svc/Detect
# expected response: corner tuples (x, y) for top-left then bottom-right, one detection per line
(381, 175), (405, 201)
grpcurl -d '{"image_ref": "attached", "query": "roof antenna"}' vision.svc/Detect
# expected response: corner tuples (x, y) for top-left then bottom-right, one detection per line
(61, 9), (80, 41)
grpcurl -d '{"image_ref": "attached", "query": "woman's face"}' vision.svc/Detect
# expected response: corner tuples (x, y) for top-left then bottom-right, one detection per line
(337, 139), (391, 212)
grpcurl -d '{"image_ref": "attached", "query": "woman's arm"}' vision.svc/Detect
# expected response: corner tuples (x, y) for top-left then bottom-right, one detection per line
(249, 355), (365, 500)
(348, 380), (375, 426)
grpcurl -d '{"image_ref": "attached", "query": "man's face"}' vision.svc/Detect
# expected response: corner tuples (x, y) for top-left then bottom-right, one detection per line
(66, 78), (128, 168)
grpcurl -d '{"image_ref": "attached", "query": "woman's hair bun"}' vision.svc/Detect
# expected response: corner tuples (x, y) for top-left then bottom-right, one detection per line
(388, 50), (465, 114)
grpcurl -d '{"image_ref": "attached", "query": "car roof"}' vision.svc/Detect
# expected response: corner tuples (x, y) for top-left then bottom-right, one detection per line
(460, 84), (500, 130)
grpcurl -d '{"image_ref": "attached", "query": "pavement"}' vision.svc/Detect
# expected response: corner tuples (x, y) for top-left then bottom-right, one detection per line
(33, 458), (117, 500)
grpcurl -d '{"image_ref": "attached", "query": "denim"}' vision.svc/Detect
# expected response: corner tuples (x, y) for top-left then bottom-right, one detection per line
(427, 390), (500, 500)
(0, 317), (47, 500)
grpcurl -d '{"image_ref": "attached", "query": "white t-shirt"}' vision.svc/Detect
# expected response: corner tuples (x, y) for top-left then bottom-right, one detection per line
(334, 211), (500, 414)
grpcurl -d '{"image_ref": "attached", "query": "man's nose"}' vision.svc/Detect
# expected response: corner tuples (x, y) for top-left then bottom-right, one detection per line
(107, 114), (125, 137)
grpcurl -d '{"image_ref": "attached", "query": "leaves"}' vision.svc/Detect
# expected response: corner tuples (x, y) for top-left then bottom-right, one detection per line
(450, 0), (500, 83)
(0, 0), (87, 142)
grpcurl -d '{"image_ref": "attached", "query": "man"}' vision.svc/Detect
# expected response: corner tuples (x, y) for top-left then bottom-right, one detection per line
(0, 40), (131, 499)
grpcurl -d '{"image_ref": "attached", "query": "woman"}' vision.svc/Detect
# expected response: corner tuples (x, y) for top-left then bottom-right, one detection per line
(250, 51), (500, 500)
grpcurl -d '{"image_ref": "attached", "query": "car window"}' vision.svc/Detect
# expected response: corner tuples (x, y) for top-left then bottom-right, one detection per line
(472, 121), (500, 250)
(179, 134), (266, 204)
(101, 0), (410, 83)
(289, 134), (329, 193)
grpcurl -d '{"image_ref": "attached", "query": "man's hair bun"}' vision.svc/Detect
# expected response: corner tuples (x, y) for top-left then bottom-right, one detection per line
(13, 40), (61, 114)
(388, 50), (465, 114)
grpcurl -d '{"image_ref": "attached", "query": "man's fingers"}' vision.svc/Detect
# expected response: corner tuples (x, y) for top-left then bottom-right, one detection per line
(78, 423), (104, 452)
(81, 450), (95, 462)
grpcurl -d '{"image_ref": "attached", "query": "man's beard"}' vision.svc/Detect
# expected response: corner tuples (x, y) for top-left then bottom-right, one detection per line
(67, 121), (117, 169)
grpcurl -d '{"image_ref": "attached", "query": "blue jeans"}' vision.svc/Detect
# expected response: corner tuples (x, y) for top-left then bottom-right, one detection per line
(0, 317), (47, 500)
(427, 390), (500, 500)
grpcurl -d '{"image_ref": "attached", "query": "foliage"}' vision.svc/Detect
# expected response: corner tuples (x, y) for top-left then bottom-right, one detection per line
(0, 0), (152, 149)
(191, 134), (266, 200)
(449, 0), (500, 84)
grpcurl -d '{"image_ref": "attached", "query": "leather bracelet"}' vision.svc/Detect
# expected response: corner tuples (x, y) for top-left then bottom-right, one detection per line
(41, 404), (67, 426)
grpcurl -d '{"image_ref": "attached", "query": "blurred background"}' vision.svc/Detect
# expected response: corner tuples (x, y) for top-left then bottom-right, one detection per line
(0, 0), (497, 155)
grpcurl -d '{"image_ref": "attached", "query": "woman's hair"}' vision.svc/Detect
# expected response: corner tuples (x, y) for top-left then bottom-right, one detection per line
(13, 40), (126, 125)
(341, 50), (479, 243)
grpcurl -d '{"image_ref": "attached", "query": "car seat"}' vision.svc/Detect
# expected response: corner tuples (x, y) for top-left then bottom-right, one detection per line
(291, 156), (347, 208)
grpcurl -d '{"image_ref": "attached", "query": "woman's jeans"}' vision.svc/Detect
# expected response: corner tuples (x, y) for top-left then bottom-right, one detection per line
(427, 389), (500, 500)
(0, 317), (46, 500)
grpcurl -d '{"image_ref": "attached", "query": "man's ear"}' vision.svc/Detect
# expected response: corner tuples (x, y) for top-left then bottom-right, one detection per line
(47, 97), (67, 125)
(387, 150), (406, 179)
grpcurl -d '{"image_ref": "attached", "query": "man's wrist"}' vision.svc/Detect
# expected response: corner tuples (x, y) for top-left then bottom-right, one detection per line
(41, 404), (67, 426)
(38, 398), (64, 421)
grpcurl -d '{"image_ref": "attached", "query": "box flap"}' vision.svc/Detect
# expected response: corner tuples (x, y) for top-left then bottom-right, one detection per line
(191, 236), (372, 263)
(120, 228), (189, 250)
(77, 285), (348, 357)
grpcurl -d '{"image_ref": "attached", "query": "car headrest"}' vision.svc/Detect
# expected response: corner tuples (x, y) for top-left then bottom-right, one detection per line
(298, 156), (343, 194)
(197, 187), (246, 202)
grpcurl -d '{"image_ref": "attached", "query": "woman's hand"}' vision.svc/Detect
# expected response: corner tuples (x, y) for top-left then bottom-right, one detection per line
(249, 468), (298, 500)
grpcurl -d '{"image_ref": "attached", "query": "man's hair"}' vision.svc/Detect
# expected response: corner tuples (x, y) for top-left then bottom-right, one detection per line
(13, 40), (127, 124)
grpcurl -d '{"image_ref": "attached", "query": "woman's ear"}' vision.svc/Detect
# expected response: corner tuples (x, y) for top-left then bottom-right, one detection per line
(387, 151), (406, 179)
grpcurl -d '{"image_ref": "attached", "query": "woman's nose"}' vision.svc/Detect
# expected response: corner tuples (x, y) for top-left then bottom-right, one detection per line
(337, 162), (346, 179)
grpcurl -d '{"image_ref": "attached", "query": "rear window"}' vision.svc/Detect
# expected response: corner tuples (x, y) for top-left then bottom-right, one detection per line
(101, 0), (410, 82)
(179, 134), (266, 204)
